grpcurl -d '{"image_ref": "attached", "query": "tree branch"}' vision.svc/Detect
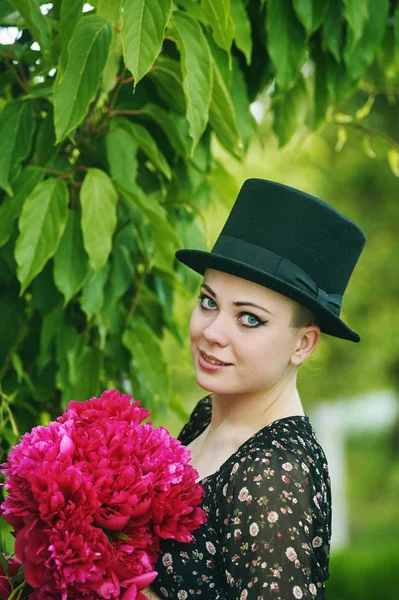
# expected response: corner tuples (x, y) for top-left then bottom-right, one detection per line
(328, 118), (399, 153)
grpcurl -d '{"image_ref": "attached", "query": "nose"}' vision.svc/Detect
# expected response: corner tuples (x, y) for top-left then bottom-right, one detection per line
(202, 313), (229, 347)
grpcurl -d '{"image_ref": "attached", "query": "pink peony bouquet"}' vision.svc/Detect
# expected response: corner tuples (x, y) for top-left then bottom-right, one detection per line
(0, 390), (206, 600)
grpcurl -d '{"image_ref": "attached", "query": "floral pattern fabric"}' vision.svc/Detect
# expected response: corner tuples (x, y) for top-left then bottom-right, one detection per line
(152, 396), (331, 600)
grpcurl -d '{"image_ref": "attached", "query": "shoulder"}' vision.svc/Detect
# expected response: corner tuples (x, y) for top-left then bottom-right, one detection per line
(217, 416), (327, 479)
(215, 417), (331, 518)
(178, 394), (212, 445)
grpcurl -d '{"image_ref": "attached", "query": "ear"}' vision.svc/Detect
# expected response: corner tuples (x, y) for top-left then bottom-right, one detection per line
(290, 325), (321, 366)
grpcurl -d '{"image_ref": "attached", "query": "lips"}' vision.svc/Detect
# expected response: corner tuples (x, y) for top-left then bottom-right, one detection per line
(199, 350), (232, 366)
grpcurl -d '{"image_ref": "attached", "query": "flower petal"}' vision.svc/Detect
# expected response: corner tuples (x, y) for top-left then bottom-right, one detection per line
(132, 571), (158, 589)
(121, 583), (137, 600)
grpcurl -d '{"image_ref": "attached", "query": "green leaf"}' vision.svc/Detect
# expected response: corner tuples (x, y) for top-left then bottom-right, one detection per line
(325, 54), (356, 104)
(387, 149), (399, 177)
(11, 353), (35, 392)
(335, 126), (347, 152)
(343, 0), (369, 48)
(53, 210), (90, 305)
(80, 168), (118, 272)
(171, 10), (212, 153)
(101, 30), (122, 95)
(81, 264), (110, 319)
(35, 106), (57, 166)
(38, 306), (64, 371)
(8, 0), (52, 55)
(54, 16), (113, 143)
(0, 552), (9, 575)
(362, 135), (376, 159)
(55, 322), (78, 404)
(21, 81), (53, 101)
(150, 211), (182, 274)
(148, 56), (186, 115)
(97, 0), (122, 21)
(377, 24), (399, 80)
(209, 56), (242, 158)
(123, 318), (169, 396)
(57, 328), (103, 404)
(0, 166), (43, 248)
(201, 0), (234, 52)
(106, 124), (139, 192)
(121, 0), (173, 87)
(313, 46), (329, 128)
(97, 0), (123, 94)
(58, 0), (85, 74)
(31, 261), (64, 314)
(355, 95), (375, 121)
(292, 0), (330, 36)
(230, 56), (252, 153)
(107, 242), (135, 306)
(174, 0), (205, 21)
(15, 178), (69, 294)
(267, 0), (307, 91)
(343, 0), (389, 81)
(0, 291), (24, 368)
(395, 3), (399, 62)
(272, 74), (308, 146)
(322, 0), (343, 61)
(117, 119), (172, 180)
(136, 284), (163, 333)
(123, 186), (181, 274)
(230, 0), (252, 64)
(0, 102), (36, 193)
(140, 104), (189, 156)
(121, 183), (164, 219)
(72, 347), (103, 402)
(207, 32), (231, 88)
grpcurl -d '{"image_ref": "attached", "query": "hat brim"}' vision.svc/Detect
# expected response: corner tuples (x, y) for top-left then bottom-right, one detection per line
(176, 249), (360, 343)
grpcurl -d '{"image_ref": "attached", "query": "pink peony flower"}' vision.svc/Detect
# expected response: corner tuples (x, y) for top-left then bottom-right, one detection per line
(110, 527), (158, 584)
(15, 516), (114, 598)
(152, 467), (207, 542)
(60, 390), (150, 427)
(1, 419), (76, 533)
(1, 390), (206, 599)
(120, 572), (158, 600)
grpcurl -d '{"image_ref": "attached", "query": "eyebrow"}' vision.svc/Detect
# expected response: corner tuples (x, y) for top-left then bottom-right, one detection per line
(201, 283), (274, 316)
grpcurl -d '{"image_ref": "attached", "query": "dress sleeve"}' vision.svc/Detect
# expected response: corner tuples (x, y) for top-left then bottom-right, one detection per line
(215, 446), (330, 600)
(178, 395), (212, 445)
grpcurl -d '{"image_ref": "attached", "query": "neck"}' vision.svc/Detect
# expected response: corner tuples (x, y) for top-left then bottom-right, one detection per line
(207, 372), (304, 436)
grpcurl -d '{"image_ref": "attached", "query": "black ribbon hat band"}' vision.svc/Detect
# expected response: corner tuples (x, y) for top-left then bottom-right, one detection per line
(213, 236), (343, 316)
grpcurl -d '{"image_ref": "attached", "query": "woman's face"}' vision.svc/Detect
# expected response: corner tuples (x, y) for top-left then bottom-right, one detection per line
(189, 269), (307, 397)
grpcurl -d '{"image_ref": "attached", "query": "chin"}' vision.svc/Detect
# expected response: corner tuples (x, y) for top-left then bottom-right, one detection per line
(194, 373), (235, 396)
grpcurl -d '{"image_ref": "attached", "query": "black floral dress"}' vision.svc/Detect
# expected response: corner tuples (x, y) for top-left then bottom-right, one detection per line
(152, 396), (331, 600)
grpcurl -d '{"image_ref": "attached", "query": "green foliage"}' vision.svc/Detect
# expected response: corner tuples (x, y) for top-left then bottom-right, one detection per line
(326, 430), (399, 600)
(0, 0), (398, 460)
(327, 539), (399, 600)
(80, 168), (118, 272)
(121, 0), (172, 87)
(0, 101), (35, 193)
(15, 178), (69, 293)
(54, 16), (113, 142)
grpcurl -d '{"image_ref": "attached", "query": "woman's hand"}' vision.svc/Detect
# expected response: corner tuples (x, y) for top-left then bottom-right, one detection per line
(141, 587), (163, 600)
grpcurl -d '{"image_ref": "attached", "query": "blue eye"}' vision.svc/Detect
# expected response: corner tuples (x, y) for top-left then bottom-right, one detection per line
(199, 293), (217, 310)
(239, 313), (265, 328)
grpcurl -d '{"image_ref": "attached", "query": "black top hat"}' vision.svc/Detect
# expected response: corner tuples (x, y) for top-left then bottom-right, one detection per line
(176, 179), (366, 342)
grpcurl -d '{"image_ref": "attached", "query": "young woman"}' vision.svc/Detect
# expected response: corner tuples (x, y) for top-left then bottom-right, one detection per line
(147, 179), (366, 600)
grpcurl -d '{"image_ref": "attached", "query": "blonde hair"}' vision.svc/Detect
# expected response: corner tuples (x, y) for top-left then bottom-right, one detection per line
(290, 300), (320, 330)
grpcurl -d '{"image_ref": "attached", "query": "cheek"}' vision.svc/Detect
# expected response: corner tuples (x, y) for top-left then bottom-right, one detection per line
(189, 308), (201, 344)
(239, 329), (294, 367)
